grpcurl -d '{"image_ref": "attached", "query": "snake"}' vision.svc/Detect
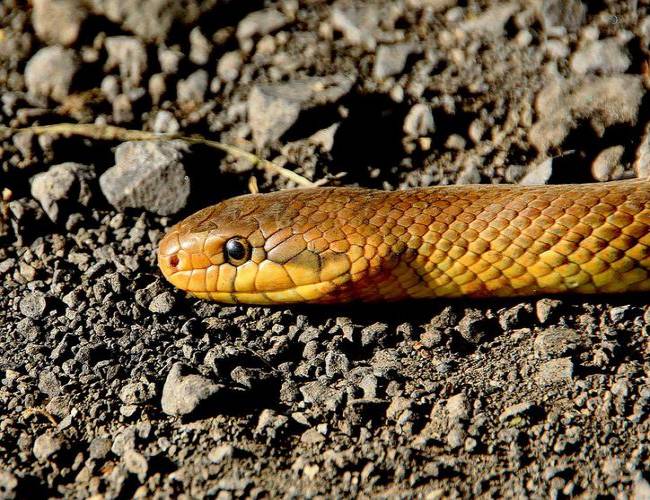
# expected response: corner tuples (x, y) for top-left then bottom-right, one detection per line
(157, 179), (650, 304)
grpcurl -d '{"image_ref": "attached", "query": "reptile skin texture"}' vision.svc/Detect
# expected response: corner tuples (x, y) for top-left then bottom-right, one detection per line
(158, 180), (650, 304)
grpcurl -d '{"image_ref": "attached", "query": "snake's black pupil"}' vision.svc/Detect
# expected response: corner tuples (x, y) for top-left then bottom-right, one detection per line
(226, 239), (246, 261)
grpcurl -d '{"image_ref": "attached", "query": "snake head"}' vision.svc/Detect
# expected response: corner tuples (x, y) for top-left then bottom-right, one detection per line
(157, 189), (373, 304)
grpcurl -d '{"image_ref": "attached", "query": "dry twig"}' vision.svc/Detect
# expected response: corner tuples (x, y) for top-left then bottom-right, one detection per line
(0, 123), (317, 188)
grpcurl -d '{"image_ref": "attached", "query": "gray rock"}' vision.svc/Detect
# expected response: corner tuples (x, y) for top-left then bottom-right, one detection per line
(148, 292), (176, 314)
(538, 0), (586, 32)
(535, 357), (574, 385)
(158, 46), (183, 74)
(25, 46), (78, 102)
(177, 69), (208, 104)
(571, 38), (631, 76)
(591, 145), (625, 181)
(300, 428), (326, 444)
(99, 140), (190, 216)
(208, 444), (235, 463)
(447, 426), (465, 449)
(119, 380), (156, 405)
(19, 291), (47, 319)
(248, 75), (353, 148)
(255, 409), (289, 438)
(33, 432), (63, 462)
(403, 103), (435, 137)
(236, 9), (288, 40)
(446, 393), (470, 423)
(571, 75), (644, 135)
(16, 318), (41, 341)
(161, 362), (221, 416)
(32, 0), (86, 46)
(361, 322), (389, 347)
(534, 328), (581, 358)
(30, 162), (95, 223)
(152, 110), (180, 134)
(406, 0), (455, 10)
(633, 475), (650, 499)
(458, 310), (492, 344)
(330, 4), (378, 50)
(89, 437), (112, 459)
(217, 51), (243, 82)
(520, 158), (553, 185)
(104, 36), (148, 89)
(634, 122), (650, 179)
(325, 351), (350, 378)
(189, 27), (210, 65)
(499, 401), (535, 422)
(112, 93), (134, 123)
(89, 0), (213, 42)
(0, 470), (18, 499)
(38, 370), (62, 397)
(373, 44), (416, 81)
(148, 73), (167, 106)
(456, 164), (481, 185)
(535, 298), (562, 324)
(123, 449), (148, 482)
(459, 2), (518, 35)
(101, 75), (120, 102)
(530, 75), (644, 152)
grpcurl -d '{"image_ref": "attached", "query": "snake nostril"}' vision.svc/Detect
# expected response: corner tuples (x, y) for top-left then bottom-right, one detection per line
(169, 255), (179, 268)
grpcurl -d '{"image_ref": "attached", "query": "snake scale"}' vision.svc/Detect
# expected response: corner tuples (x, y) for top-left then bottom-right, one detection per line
(158, 179), (650, 304)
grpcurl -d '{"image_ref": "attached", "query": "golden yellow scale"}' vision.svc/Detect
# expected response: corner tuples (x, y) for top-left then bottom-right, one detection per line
(158, 179), (650, 304)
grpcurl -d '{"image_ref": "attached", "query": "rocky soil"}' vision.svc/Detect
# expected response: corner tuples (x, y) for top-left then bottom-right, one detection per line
(1, 0), (650, 497)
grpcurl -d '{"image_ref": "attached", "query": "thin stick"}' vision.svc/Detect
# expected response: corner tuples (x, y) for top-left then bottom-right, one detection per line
(0, 123), (317, 188)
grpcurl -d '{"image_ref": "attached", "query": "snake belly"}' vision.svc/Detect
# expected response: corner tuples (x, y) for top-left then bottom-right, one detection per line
(157, 179), (650, 304)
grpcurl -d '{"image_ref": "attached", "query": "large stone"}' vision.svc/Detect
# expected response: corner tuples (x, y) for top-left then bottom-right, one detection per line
(99, 141), (190, 215)
(248, 75), (353, 148)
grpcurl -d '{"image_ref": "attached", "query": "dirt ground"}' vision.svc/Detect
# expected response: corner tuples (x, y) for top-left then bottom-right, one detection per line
(1, 0), (650, 497)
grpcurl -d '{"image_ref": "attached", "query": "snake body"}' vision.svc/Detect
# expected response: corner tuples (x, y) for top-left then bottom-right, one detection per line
(158, 180), (650, 304)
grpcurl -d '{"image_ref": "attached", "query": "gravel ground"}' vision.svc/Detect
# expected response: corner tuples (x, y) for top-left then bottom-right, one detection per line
(1, 0), (650, 497)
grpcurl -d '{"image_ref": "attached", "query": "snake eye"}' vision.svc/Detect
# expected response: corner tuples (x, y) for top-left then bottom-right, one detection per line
(224, 237), (251, 265)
